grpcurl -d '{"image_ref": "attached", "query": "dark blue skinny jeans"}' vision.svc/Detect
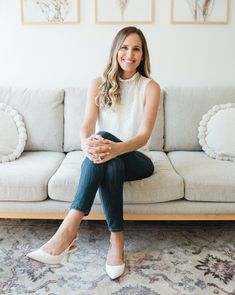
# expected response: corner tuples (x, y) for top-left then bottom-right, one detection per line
(71, 131), (154, 232)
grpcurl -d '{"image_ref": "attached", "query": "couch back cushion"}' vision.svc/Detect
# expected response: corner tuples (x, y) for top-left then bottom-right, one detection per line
(149, 90), (164, 151)
(164, 87), (235, 151)
(64, 87), (87, 152)
(64, 87), (164, 152)
(0, 87), (64, 152)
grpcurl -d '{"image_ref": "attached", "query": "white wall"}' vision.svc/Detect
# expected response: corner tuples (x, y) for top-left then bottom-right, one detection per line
(0, 0), (234, 88)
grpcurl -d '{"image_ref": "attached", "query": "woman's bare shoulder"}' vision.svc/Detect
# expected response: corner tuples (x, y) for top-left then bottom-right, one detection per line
(146, 79), (161, 95)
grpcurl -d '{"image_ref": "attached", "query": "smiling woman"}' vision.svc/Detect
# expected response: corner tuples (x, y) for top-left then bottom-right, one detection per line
(27, 26), (160, 281)
(117, 34), (143, 79)
(97, 26), (151, 110)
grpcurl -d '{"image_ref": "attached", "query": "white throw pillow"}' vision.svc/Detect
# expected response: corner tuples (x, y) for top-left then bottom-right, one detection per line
(198, 103), (235, 162)
(0, 103), (27, 163)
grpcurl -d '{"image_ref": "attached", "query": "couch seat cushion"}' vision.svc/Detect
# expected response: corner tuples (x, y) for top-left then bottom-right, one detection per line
(48, 151), (184, 204)
(2, 199), (235, 216)
(0, 151), (65, 201)
(168, 151), (235, 202)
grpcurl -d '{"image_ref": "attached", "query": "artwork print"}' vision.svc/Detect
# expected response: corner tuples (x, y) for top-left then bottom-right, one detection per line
(21, 0), (79, 24)
(95, 0), (153, 24)
(171, 0), (229, 24)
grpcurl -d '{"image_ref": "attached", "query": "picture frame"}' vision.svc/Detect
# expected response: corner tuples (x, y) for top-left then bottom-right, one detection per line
(171, 0), (229, 24)
(95, 0), (154, 24)
(21, 0), (80, 25)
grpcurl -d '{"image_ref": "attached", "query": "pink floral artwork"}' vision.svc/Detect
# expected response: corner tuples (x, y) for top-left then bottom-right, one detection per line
(172, 0), (228, 24)
(95, 0), (153, 24)
(186, 0), (215, 21)
(118, 0), (129, 19)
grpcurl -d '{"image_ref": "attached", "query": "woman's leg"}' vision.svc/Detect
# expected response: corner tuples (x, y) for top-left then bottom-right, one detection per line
(99, 157), (125, 265)
(96, 131), (154, 267)
(42, 150), (111, 255)
(41, 209), (84, 255)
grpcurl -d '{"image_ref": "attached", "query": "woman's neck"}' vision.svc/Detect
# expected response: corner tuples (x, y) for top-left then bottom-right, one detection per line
(120, 71), (137, 80)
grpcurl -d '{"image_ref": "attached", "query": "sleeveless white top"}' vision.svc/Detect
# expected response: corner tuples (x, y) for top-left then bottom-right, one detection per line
(96, 72), (152, 159)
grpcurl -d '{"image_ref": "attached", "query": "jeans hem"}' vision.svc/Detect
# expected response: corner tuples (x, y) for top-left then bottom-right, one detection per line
(70, 206), (89, 216)
(109, 228), (124, 232)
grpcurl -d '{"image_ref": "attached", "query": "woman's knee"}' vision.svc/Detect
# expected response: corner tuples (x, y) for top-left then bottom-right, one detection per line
(105, 158), (125, 180)
(96, 131), (121, 142)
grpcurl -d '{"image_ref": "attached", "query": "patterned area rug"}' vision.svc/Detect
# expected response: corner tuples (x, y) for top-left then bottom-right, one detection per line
(0, 219), (235, 295)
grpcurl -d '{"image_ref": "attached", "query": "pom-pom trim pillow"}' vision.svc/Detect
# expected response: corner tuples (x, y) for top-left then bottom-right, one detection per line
(198, 103), (235, 162)
(0, 103), (27, 163)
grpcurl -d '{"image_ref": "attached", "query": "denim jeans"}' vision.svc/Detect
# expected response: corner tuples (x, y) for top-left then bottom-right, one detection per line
(71, 131), (154, 232)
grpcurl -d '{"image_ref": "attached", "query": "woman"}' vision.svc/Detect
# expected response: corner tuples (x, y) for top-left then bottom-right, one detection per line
(27, 26), (160, 280)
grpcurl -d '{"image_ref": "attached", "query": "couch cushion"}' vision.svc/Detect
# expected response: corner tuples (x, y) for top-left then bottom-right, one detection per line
(63, 88), (87, 152)
(0, 151), (65, 201)
(168, 151), (235, 202)
(2, 199), (235, 216)
(149, 90), (164, 151)
(48, 151), (184, 204)
(164, 87), (235, 151)
(0, 87), (64, 152)
(63, 88), (164, 152)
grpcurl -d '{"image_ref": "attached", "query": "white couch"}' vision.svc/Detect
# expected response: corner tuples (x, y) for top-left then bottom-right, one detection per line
(0, 86), (235, 220)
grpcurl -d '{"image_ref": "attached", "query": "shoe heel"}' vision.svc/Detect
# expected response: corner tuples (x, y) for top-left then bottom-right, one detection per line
(27, 236), (78, 265)
(67, 243), (78, 262)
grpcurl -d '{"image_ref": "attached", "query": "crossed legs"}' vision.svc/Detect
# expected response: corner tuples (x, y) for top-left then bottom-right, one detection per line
(41, 131), (154, 268)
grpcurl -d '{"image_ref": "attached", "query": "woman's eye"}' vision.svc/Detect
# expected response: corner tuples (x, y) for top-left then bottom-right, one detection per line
(121, 46), (128, 50)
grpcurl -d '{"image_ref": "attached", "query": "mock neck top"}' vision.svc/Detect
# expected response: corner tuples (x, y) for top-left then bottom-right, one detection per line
(96, 72), (152, 158)
(119, 72), (140, 84)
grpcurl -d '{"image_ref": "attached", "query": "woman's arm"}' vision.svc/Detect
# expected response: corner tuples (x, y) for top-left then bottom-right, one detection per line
(94, 80), (160, 163)
(80, 77), (100, 143)
(80, 77), (112, 161)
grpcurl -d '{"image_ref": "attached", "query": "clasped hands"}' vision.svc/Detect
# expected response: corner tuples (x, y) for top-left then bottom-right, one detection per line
(82, 134), (118, 164)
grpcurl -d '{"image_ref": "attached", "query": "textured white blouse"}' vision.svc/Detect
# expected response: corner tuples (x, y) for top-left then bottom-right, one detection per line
(96, 72), (152, 158)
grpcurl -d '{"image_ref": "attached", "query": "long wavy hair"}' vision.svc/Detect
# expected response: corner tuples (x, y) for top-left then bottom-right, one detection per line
(95, 26), (151, 110)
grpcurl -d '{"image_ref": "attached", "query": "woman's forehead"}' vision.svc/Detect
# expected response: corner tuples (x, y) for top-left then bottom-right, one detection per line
(122, 33), (142, 46)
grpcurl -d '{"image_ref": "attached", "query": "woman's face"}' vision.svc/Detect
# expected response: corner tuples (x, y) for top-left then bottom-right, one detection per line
(117, 33), (143, 79)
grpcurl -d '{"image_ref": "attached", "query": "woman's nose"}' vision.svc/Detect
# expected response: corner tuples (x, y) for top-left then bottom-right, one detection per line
(126, 49), (133, 58)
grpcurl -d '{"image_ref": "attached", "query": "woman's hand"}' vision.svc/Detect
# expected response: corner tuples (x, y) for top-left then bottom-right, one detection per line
(81, 134), (113, 162)
(92, 140), (121, 164)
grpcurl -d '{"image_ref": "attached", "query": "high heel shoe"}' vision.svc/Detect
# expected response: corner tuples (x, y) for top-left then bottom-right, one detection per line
(26, 236), (78, 265)
(106, 242), (125, 280)
(106, 262), (125, 280)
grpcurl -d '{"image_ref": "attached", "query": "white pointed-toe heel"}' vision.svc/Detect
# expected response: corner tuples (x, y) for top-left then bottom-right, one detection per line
(106, 262), (125, 280)
(27, 237), (78, 265)
(106, 242), (125, 280)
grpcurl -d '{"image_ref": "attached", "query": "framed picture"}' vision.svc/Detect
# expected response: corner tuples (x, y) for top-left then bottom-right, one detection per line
(21, 0), (80, 24)
(95, 0), (154, 24)
(171, 0), (229, 24)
